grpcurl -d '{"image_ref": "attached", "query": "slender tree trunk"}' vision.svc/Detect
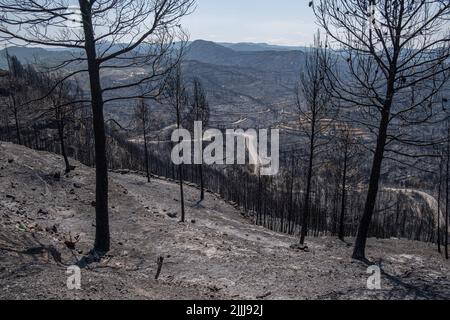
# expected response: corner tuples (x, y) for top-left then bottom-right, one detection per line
(258, 173), (262, 225)
(175, 107), (185, 222)
(80, 0), (110, 252)
(143, 129), (150, 182)
(352, 109), (390, 260)
(446, 122), (449, 259)
(338, 141), (348, 241)
(7, 54), (21, 145)
(300, 146), (314, 244)
(287, 155), (294, 234)
(178, 164), (186, 222)
(57, 118), (71, 174)
(199, 163), (204, 201)
(438, 155), (443, 253)
(13, 106), (21, 145)
(4, 114), (11, 142)
(300, 122), (316, 245)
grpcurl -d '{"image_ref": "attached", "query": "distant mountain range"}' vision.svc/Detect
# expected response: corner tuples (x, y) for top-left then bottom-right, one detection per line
(0, 46), (90, 72)
(0, 40), (306, 69)
(219, 42), (309, 52)
(184, 40), (305, 74)
(0, 40), (305, 131)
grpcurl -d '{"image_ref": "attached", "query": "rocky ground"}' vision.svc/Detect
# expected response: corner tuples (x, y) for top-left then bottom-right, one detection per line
(0, 142), (449, 300)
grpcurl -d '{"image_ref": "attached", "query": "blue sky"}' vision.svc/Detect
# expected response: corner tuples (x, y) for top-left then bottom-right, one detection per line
(183, 0), (317, 46)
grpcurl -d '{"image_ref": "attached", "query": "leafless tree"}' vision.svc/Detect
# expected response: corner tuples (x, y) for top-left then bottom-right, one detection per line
(31, 73), (85, 174)
(313, 0), (450, 260)
(0, 0), (195, 252)
(296, 32), (335, 246)
(332, 124), (361, 241)
(133, 98), (153, 182)
(4, 51), (24, 145)
(165, 64), (188, 222)
(186, 78), (210, 201)
(50, 80), (74, 173)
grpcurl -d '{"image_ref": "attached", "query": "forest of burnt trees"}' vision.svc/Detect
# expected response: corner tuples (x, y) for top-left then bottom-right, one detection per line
(0, 0), (449, 262)
(0, 53), (446, 255)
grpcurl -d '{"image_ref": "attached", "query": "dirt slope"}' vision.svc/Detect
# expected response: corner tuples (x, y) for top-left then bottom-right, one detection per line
(0, 142), (449, 300)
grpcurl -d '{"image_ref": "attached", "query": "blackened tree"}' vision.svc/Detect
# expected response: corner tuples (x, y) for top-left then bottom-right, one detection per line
(0, 0), (195, 252)
(313, 0), (450, 260)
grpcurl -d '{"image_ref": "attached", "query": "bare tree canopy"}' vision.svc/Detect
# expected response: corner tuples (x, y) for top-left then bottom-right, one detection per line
(164, 64), (188, 222)
(133, 98), (153, 182)
(186, 77), (209, 201)
(0, 0), (194, 101)
(296, 32), (336, 246)
(0, 0), (195, 252)
(312, 0), (450, 260)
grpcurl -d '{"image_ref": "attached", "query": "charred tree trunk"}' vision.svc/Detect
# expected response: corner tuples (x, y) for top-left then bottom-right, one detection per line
(352, 106), (391, 260)
(175, 107), (185, 222)
(13, 104), (21, 145)
(178, 164), (186, 222)
(57, 117), (71, 174)
(338, 140), (349, 241)
(80, 0), (110, 252)
(438, 155), (443, 253)
(199, 163), (204, 201)
(300, 118), (316, 245)
(143, 128), (150, 183)
(4, 113), (11, 142)
(287, 155), (295, 234)
(446, 122), (449, 259)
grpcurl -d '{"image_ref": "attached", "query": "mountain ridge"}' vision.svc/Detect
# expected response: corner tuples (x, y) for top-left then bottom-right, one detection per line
(185, 40), (305, 74)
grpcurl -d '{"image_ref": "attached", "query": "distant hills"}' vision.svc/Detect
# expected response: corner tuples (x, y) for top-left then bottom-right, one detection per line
(219, 42), (309, 52)
(0, 46), (83, 69)
(0, 40), (306, 70)
(184, 40), (305, 74)
(0, 40), (305, 130)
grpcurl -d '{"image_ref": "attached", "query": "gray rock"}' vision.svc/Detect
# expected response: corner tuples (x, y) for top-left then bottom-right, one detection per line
(167, 212), (177, 218)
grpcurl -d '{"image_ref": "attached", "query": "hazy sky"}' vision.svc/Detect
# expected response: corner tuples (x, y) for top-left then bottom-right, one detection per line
(183, 0), (317, 46)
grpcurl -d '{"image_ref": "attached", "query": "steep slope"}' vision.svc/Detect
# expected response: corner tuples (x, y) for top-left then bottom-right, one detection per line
(1, 142), (449, 300)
